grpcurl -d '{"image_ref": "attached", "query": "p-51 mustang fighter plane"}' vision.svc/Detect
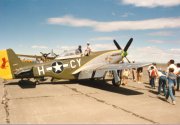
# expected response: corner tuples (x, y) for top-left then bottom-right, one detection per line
(0, 38), (150, 86)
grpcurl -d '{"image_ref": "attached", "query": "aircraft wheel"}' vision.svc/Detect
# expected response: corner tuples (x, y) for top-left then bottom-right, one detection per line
(35, 80), (39, 85)
(112, 79), (121, 87)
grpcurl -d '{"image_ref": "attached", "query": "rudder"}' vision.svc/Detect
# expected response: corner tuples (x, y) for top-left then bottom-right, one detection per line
(0, 49), (22, 80)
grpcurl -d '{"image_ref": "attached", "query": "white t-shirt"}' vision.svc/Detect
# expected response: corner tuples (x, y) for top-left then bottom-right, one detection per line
(158, 71), (166, 77)
(176, 67), (180, 76)
(167, 64), (177, 73)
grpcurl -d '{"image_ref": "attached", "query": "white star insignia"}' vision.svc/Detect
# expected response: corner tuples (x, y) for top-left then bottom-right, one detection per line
(53, 62), (63, 72)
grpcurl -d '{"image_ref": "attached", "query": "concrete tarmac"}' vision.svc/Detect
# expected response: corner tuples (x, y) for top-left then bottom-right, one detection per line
(0, 78), (180, 124)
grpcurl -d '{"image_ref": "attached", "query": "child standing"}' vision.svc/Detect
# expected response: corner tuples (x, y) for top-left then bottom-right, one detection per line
(122, 69), (130, 85)
(166, 68), (177, 105)
(150, 66), (158, 89)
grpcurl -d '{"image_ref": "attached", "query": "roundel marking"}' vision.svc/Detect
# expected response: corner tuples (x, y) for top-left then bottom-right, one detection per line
(52, 61), (64, 74)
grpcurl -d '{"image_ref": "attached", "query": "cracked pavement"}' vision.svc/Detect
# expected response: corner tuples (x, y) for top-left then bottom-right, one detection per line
(0, 77), (180, 124)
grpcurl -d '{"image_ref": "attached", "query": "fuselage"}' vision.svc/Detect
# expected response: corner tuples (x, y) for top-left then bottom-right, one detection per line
(25, 49), (123, 80)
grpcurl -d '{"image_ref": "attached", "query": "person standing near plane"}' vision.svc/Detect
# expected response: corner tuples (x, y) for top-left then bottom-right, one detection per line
(122, 69), (130, 85)
(148, 63), (157, 84)
(136, 67), (143, 83)
(131, 61), (136, 81)
(167, 59), (177, 73)
(166, 68), (177, 105)
(166, 59), (177, 95)
(157, 70), (167, 95)
(150, 66), (158, 89)
(175, 63), (180, 91)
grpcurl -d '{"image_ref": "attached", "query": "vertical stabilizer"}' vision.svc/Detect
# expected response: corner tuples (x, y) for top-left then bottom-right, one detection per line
(0, 49), (22, 79)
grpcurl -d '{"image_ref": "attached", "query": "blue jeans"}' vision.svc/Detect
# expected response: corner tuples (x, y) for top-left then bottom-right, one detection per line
(177, 76), (180, 91)
(158, 76), (167, 95)
(150, 77), (155, 88)
(166, 83), (175, 101)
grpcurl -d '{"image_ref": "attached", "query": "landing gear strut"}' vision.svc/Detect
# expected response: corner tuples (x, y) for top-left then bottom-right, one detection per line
(112, 70), (121, 87)
(112, 78), (121, 87)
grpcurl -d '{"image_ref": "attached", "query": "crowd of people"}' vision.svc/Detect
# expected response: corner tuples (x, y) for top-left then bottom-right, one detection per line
(150, 60), (180, 105)
(120, 59), (180, 105)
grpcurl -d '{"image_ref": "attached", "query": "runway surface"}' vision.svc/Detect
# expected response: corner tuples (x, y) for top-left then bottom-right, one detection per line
(0, 77), (180, 124)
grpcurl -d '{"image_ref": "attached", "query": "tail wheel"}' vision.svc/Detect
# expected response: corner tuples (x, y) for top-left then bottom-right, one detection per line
(35, 80), (39, 85)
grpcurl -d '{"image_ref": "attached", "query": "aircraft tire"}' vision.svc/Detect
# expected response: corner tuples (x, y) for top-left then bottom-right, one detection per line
(35, 80), (39, 85)
(112, 79), (121, 87)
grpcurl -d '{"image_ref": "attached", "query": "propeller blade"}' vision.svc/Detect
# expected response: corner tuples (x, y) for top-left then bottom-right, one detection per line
(113, 40), (122, 50)
(124, 38), (133, 52)
(125, 57), (131, 63)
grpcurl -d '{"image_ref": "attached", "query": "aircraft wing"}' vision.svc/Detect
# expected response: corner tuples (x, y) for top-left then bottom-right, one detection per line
(17, 54), (42, 58)
(17, 54), (55, 59)
(96, 62), (151, 70)
(77, 62), (151, 80)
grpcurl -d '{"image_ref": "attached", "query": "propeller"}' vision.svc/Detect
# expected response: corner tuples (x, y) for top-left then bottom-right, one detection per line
(40, 52), (51, 59)
(124, 38), (133, 52)
(113, 40), (122, 50)
(113, 38), (133, 63)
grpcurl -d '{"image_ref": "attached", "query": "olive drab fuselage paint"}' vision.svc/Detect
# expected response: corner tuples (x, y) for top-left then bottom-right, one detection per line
(0, 49), (123, 80)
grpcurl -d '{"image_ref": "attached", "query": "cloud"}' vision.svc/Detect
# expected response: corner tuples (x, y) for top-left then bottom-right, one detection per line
(147, 40), (165, 44)
(121, 12), (134, 17)
(48, 15), (97, 27)
(121, 0), (180, 8)
(32, 45), (48, 49)
(89, 36), (115, 41)
(92, 43), (116, 51)
(147, 40), (180, 44)
(128, 46), (180, 63)
(148, 31), (174, 36)
(48, 15), (180, 32)
(170, 48), (180, 54)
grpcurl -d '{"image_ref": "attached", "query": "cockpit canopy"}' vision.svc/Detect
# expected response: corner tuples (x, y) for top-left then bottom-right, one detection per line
(55, 49), (82, 60)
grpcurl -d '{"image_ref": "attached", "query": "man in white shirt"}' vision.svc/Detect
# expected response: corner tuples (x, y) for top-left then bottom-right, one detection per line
(167, 59), (177, 73)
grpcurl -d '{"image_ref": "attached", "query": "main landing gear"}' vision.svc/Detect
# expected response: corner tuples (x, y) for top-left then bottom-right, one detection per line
(112, 70), (121, 87)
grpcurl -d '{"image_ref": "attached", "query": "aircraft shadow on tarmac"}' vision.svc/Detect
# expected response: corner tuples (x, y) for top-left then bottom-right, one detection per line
(6, 80), (143, 95)
(77, 80), (144, 95)
(5, 80), (37, 89)
(5, 80), (74, 89)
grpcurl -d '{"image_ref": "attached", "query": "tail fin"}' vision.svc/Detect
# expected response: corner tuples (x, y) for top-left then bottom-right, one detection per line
(0, 49), (23, 80)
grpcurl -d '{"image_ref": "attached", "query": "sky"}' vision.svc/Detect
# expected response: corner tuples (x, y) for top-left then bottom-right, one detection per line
(0, 0), (180, 63)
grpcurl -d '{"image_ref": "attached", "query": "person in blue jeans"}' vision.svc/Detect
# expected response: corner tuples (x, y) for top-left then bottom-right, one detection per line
(158, 70), (167, 96)
(166, 68), (177, 105)
(176, 63), (180, 91)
